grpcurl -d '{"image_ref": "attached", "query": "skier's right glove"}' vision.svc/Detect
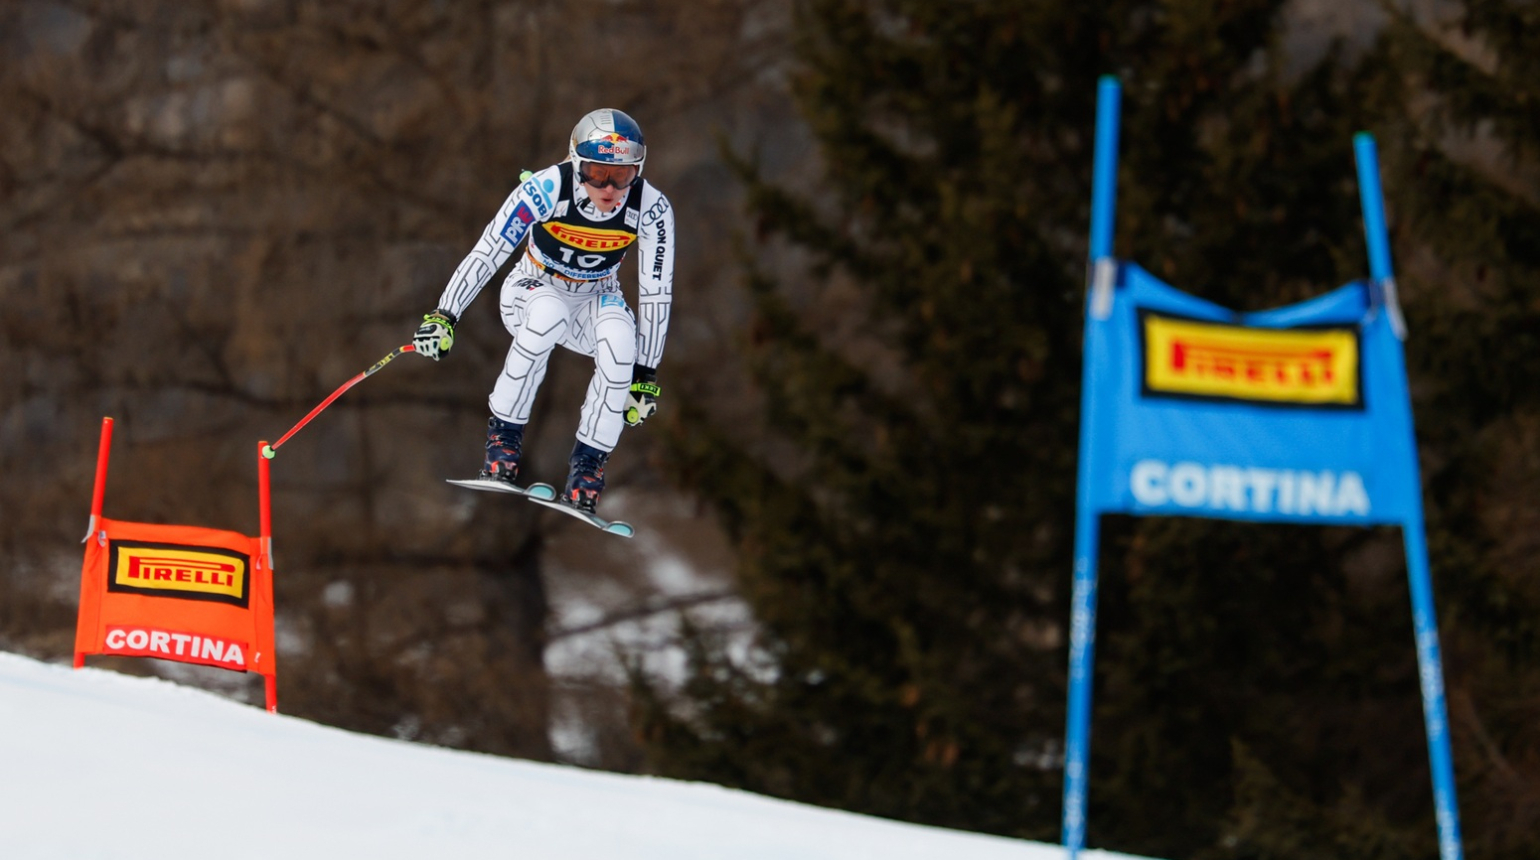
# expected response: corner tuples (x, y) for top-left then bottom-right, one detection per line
(413, 309), (457, 361)
(625, 365), (661, 426)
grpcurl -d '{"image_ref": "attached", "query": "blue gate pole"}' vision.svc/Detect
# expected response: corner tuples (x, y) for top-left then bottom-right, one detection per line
(1361, 133), (1398, 285)
(1062, 507), (1102, 859)
(1403, 509), (1465, 860)
(1089, 77), (1121, 263)
(1354, 133), (1394, 283)
(1354, 133), (1408, 338)
(1063, 75), (1121, 860)
(1354, 132), (1464, 860)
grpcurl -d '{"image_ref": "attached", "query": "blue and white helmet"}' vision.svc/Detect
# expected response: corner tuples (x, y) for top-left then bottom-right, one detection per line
(569, 109), (647, 174)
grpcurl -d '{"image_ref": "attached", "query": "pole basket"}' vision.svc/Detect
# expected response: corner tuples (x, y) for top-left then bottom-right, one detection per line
(73, 417), (280, 713)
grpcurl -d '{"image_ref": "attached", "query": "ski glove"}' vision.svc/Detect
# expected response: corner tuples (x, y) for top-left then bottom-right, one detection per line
(625, 365), (661, 427)
(414, 309), (457, 361)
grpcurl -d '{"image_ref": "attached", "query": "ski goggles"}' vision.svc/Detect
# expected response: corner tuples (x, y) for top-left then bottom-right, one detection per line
(577, 161), (641, 190)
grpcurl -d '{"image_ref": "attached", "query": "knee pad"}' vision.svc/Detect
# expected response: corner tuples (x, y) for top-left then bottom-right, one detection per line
(518, 292), (571, 352)
(593, 305), (637, 371)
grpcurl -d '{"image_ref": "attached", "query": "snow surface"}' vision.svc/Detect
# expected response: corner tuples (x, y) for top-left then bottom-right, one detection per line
(0, 652), (1156, 860)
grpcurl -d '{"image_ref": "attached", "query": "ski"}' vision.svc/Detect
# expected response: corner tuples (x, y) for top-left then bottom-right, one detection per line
(445, 477), (558, 501)
(525, 489), (636, 538)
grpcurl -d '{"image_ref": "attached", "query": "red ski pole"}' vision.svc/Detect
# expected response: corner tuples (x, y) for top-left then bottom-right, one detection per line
(262, 343), (416, 459)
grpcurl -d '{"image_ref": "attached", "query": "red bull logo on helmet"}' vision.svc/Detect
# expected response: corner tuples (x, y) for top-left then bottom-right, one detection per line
(594, 140), (640, 159)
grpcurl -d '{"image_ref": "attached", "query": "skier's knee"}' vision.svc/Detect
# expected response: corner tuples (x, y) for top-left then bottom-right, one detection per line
(519, 294), (570, 350)
(594, 340), (636, 381)
(594, 316), (636, 362)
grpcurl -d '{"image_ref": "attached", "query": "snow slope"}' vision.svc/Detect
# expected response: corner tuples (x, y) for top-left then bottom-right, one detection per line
(0, 652), (1154, 860)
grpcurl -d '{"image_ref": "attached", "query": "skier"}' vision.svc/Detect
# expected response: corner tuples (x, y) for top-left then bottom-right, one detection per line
(413, 108), (674, 514)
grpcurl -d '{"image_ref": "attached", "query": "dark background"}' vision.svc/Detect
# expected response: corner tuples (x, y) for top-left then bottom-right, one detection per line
(4, 1), (1539, 858)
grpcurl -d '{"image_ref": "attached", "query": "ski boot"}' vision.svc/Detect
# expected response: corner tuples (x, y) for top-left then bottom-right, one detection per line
(480, 416), (525, 485)
(563, 440), (610, 513)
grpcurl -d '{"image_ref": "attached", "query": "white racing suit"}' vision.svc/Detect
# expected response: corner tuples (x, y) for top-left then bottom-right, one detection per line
(434, 161), (675, 451)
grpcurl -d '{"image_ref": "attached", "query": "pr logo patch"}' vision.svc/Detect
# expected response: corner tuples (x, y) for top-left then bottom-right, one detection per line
(501, 202), (537, 245)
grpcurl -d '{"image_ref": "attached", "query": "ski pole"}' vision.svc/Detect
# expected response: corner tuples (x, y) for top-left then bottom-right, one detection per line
(262, 343), (416, 459)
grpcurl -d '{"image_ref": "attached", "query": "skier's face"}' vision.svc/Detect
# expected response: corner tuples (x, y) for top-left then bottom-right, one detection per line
(583, 176), (626, 213)
(585, 180), (625, 213)
(578, 161), (637, 213)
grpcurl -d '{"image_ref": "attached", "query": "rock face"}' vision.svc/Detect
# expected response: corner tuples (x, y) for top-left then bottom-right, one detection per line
(0, 0), (800, 766)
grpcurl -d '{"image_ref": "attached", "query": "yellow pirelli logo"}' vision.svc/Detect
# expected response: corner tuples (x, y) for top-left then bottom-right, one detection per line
(1141, 312), (1361, 407)
(107, 541), (250, 607)
(543, 222), (636, 252)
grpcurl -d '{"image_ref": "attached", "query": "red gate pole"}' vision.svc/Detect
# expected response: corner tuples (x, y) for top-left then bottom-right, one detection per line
(76, 417), (114, 668)
(257, 439), (278, 713)
(83, 417), (114, 543)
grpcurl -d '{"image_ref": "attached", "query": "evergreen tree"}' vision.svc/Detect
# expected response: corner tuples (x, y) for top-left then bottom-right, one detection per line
(634, 1), (1540, 857)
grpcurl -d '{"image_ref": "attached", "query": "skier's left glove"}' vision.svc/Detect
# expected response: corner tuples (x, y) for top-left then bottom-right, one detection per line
(625, 365), (661, 426)
(413, 309), (457, 361)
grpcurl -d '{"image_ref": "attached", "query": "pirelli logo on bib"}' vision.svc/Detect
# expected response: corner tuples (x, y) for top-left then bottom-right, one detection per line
(543, 222), (636, 253)
(1140, 311), (1362, 408)
(106, 540), (251, 608)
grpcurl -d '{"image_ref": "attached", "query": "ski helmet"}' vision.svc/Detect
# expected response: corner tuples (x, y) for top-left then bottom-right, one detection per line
(569, 109), (647, 177)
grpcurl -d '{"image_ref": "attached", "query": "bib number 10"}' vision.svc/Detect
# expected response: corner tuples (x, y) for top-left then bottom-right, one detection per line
(558, 247), (607, 269)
